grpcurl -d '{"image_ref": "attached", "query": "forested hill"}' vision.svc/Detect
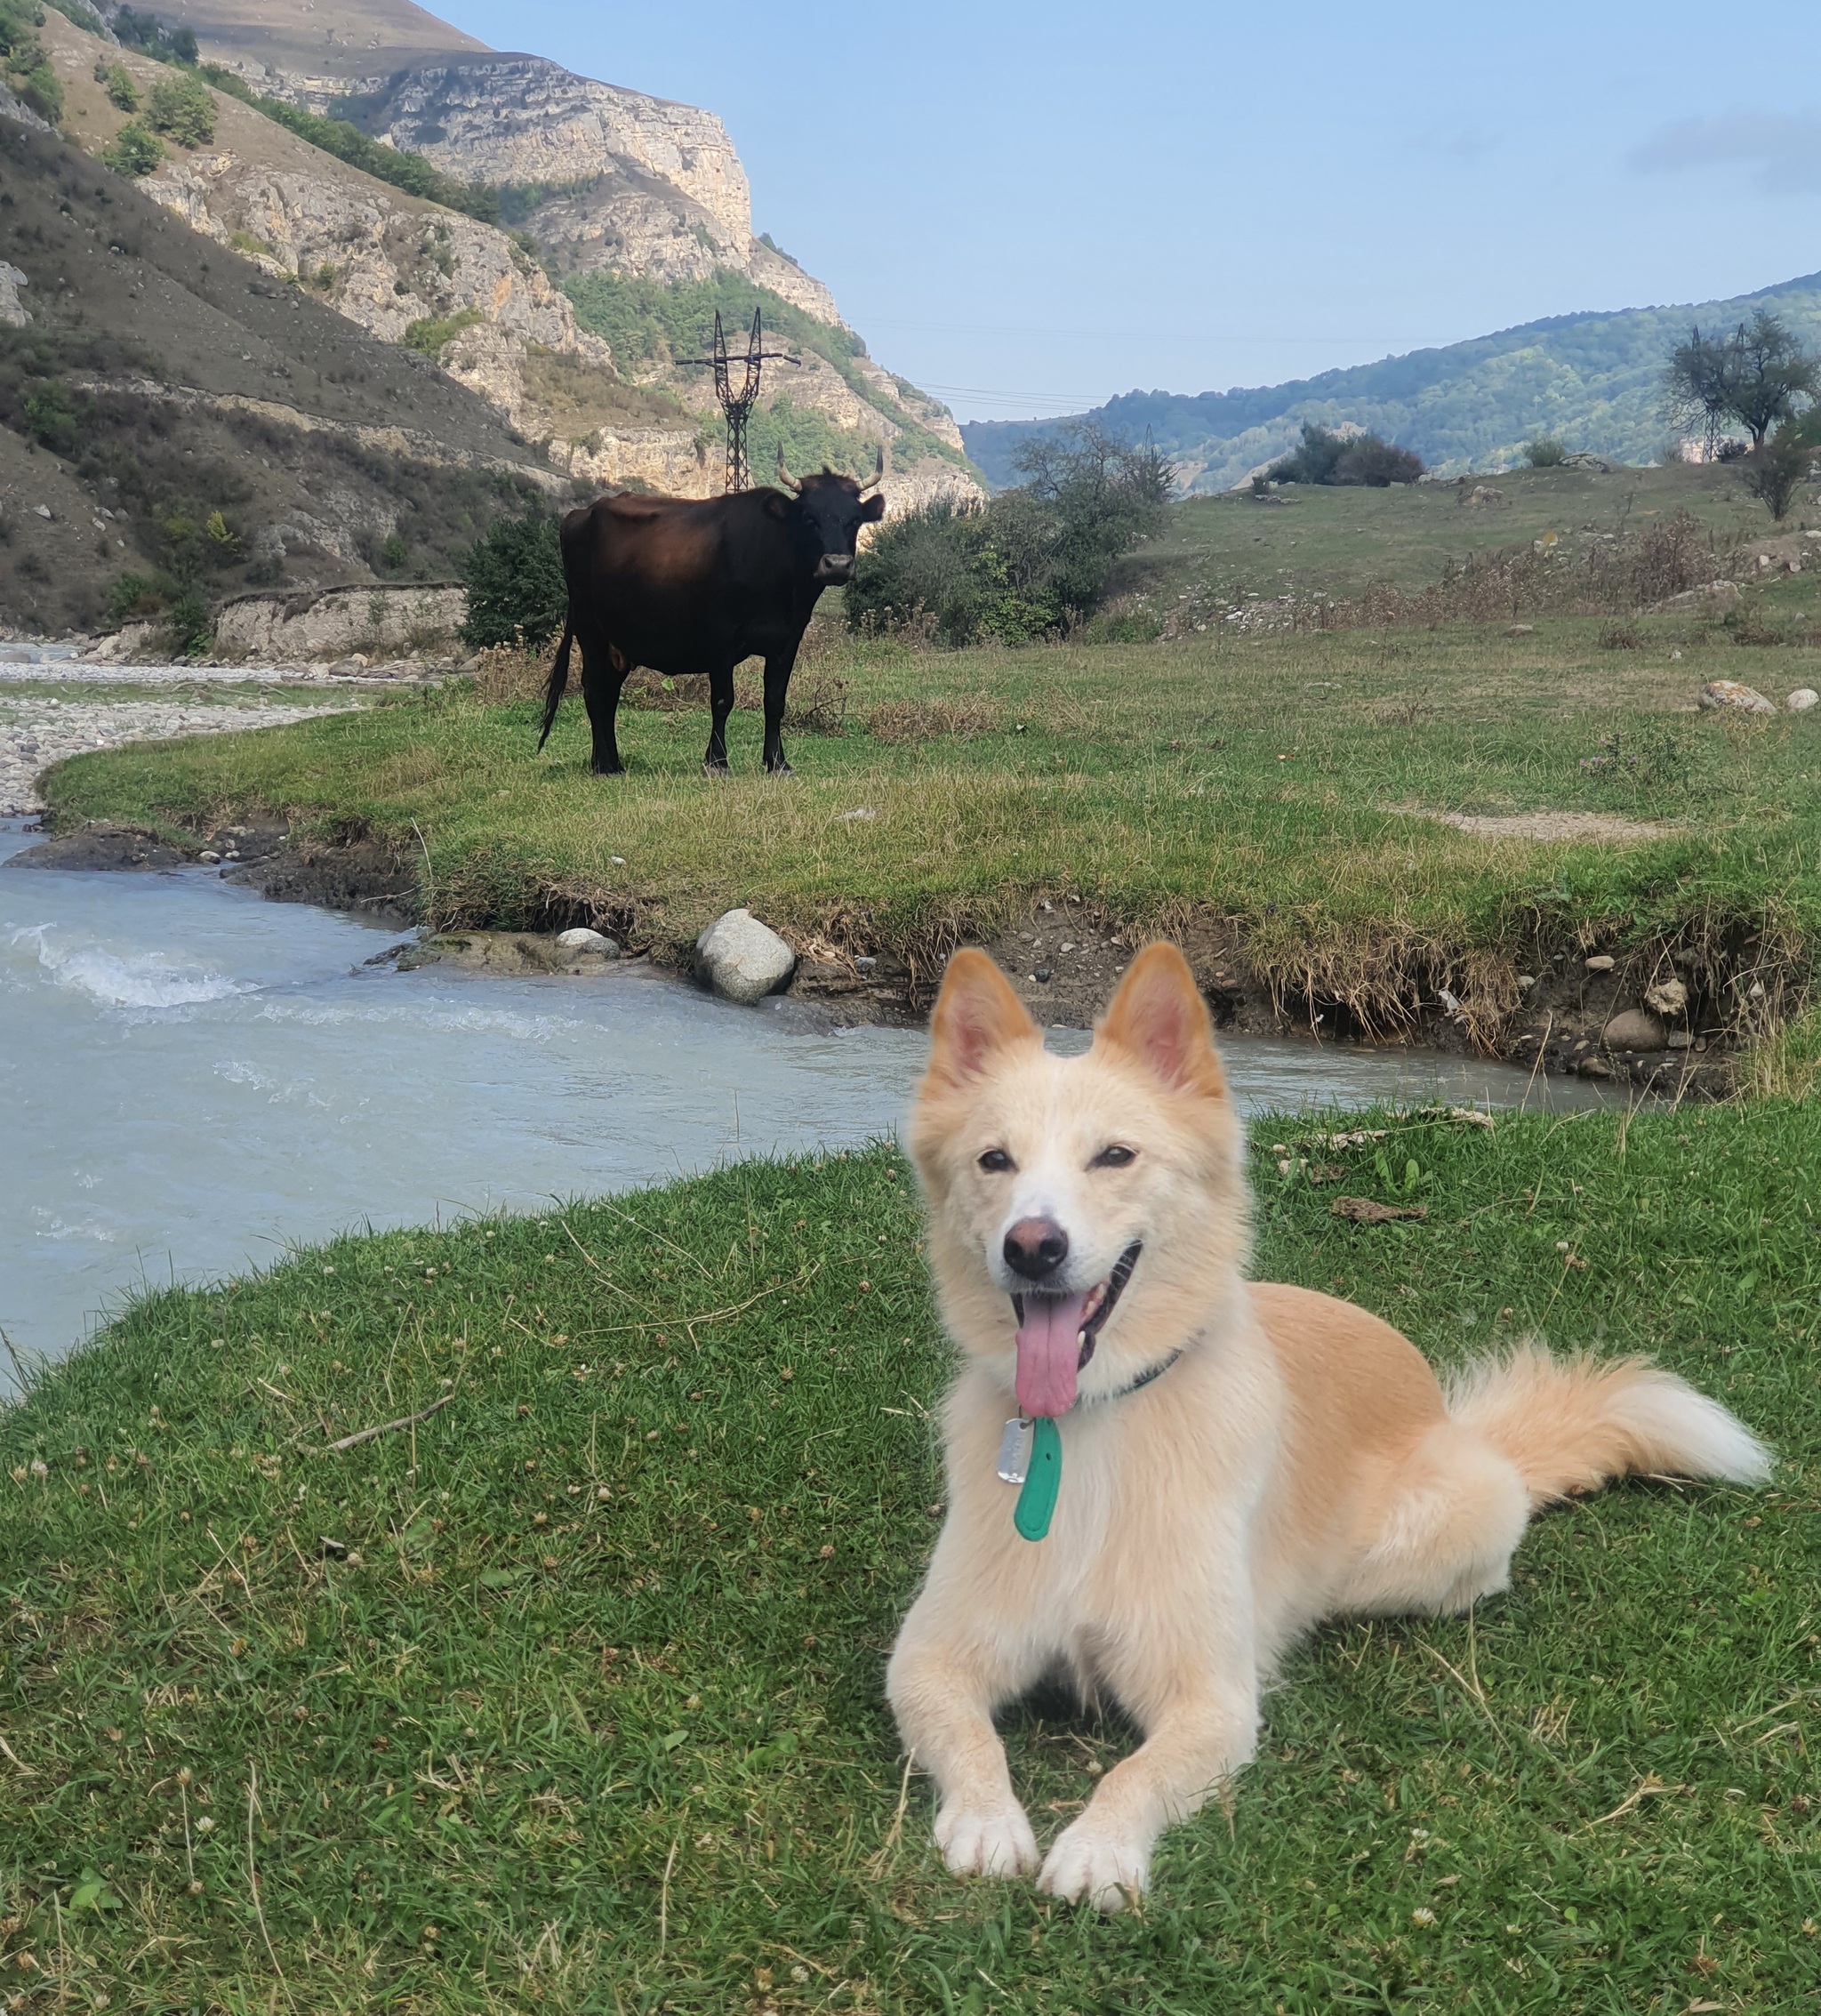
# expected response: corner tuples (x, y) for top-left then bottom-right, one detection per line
(961, 272), (1821, 493)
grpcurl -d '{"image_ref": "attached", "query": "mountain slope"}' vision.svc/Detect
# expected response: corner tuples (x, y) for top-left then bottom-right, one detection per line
(0, 113), (555, 633)
(961, 274), (1821, 493)
(125, 0), (978, 506)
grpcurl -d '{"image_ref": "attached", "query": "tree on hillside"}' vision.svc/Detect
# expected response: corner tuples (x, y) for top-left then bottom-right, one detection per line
(1741, 409), (1821, 521)
(1266, 422), (1423, 486)
(1665, 310), (1819, 455)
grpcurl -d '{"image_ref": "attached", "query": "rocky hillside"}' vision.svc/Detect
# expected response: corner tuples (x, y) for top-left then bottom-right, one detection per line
(0, 108), (560, 634)
(963, 273), (1821, 494)
(55, 0), (978, 510)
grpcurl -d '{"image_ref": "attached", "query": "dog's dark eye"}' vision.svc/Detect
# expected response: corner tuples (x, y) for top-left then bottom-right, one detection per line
(1092, 1145), (1137, 1169)
(977, 1148), (1014, 1173)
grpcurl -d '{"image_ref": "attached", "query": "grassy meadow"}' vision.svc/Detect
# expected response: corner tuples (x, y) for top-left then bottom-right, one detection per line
(2, 1107), (1817, 2012)
(1132, 459), (1795, 604)
(41, 606), (1821, 1049)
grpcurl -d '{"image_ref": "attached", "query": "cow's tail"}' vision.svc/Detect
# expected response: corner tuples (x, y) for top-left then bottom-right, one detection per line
(536, 616), (574, 752)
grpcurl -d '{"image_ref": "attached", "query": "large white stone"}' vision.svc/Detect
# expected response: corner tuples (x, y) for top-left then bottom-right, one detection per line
(1697, 679), (1775, 715)
(1785, 687), (1819, 712)
(695, 909), (795, 1004)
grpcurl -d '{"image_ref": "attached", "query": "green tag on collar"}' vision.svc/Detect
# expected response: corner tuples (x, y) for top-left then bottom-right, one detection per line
(1013, 1417), (1063, 1541)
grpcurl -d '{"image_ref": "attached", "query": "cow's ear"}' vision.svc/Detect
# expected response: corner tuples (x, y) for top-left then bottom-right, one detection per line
(860, 492), (886, 523)
(763, 492), (791, 519)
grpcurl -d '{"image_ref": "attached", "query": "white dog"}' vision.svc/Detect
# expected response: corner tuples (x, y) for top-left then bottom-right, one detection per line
(886, 943), (1769, 1911)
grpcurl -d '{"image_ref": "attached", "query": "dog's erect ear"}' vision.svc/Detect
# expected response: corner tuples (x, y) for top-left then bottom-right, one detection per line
(1098, 944), (1226, 1099)
(925, 949), (1038, 1089)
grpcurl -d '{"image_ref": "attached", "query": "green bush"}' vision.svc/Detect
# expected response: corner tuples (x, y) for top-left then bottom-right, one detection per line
(96, 59), (139, 110)
(101, 118), (163, 175)
(21, 378), (77, 452)
(1525, 436), (1568, 467)
(1267, 422), (1424, 486)
(459, 511), (566, 651)
(104, 571), (170, 626)
(1740, 410), (1821, 521)
(147, 70), (215, 149)
(849, 424), (1172, 647)
(0, 0), (63, 124)
(404, 308), (482, 356)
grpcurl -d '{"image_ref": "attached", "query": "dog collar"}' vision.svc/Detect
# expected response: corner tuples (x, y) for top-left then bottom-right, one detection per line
(996, 1349), (1184, 1542)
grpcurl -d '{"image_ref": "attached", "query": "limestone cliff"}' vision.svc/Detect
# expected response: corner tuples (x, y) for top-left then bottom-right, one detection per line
(129, 0), (980, 505)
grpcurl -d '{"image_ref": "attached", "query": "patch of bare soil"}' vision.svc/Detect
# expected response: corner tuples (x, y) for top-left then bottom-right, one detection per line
(1417, 809), (1674, 844)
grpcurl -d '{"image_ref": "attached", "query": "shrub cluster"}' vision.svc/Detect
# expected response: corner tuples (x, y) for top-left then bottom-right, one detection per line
(0, 0), (62, 124)
(1525, 437), (1568, 468)
(847, 424), (1173, 646)
(101, 119), (163, 176)
(1267, 423), (1424, 486)
(146, 69), (214, 149)
(458, 511), (566, 651)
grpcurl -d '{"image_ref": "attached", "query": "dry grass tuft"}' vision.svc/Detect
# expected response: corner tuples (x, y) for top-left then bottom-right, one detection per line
(469, 643), (550, 705)
(865, 695), (1002, 743)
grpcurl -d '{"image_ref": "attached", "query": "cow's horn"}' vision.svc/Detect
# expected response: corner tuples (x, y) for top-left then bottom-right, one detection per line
(858, 444), (887, 494)
(774, 446), (801, 494)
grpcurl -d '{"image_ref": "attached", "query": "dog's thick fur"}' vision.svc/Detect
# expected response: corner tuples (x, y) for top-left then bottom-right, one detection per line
(886, 944), (1770, 1911)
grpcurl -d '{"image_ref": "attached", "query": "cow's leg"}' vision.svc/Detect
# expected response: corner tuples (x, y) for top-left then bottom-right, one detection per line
(578, 634), (629, 776)
(761, 648), (797, 775)
(703, 663), (735, 775)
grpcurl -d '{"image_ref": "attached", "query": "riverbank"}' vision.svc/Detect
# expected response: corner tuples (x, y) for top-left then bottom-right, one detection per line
(35, 614), (1821, 1092)
(2, 1108), (1815, 2010)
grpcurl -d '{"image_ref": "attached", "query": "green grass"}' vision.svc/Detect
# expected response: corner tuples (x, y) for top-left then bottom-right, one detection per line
(1123, 461), (1807, 607)
(42, 612), (1821, 1034)
(2, 1107), (1817, 2011)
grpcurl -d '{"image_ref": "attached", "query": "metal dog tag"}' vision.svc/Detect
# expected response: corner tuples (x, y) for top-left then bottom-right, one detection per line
(996, 1416), (1033, 1484)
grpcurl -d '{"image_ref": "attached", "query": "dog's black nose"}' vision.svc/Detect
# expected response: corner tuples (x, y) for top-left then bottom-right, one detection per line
(1003, 1217), (1069, 1280)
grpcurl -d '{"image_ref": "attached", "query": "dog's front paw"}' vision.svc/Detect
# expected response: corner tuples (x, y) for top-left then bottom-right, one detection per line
(934, 1800), (1040, 1879)
(1038, 1819), (1150, 1912)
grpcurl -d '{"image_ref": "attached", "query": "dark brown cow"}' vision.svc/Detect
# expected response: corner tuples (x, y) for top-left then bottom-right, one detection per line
(537, 448), (886, 775)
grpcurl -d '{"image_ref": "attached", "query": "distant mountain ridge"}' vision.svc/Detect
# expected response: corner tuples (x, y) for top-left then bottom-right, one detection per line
(961, 274), (1821, 493)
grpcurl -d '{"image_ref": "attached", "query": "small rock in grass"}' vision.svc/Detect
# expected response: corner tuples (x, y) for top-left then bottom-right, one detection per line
(1786, 687), (1818, 712)
(1643, 976), (1688, 1016)
(1584, 954), (1616, 972)
(557, 928), (618, 957)
(1504, 622), (1535, 637)
(853, 954), (877, 973)
(1698, 679), (1775, 715)
(1603, 1008), (1666, 1052)
(695, 908), (795, 1004)
(1666, 1031), (1693, 1050)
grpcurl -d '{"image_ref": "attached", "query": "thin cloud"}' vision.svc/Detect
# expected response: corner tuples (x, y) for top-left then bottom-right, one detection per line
(1632, 110), (1821, 192)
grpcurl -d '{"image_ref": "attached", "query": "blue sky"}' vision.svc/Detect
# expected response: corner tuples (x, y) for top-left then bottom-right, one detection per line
(436, 0), (1821, 425)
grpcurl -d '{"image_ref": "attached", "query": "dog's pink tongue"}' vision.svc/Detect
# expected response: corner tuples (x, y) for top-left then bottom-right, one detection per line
(1015, 1292), (1091, 1418)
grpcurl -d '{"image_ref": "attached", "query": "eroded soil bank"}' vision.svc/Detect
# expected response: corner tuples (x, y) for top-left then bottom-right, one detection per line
(11, 817), (1738, 1095)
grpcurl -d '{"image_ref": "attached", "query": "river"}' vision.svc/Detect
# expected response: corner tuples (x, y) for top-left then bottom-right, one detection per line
(0, 821), (1603, 1388)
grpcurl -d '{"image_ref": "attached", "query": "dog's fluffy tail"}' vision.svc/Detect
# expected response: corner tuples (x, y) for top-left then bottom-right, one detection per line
(1446, 1344), (1770, 1506)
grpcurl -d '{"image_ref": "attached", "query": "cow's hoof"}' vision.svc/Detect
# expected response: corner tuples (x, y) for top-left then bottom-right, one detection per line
(702, 760), (731, 778)
(765, 759), (795, 777)
(590, 764), (625, 778)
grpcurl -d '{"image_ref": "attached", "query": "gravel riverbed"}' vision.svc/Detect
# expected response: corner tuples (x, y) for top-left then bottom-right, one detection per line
(0, 649), (431, 817)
